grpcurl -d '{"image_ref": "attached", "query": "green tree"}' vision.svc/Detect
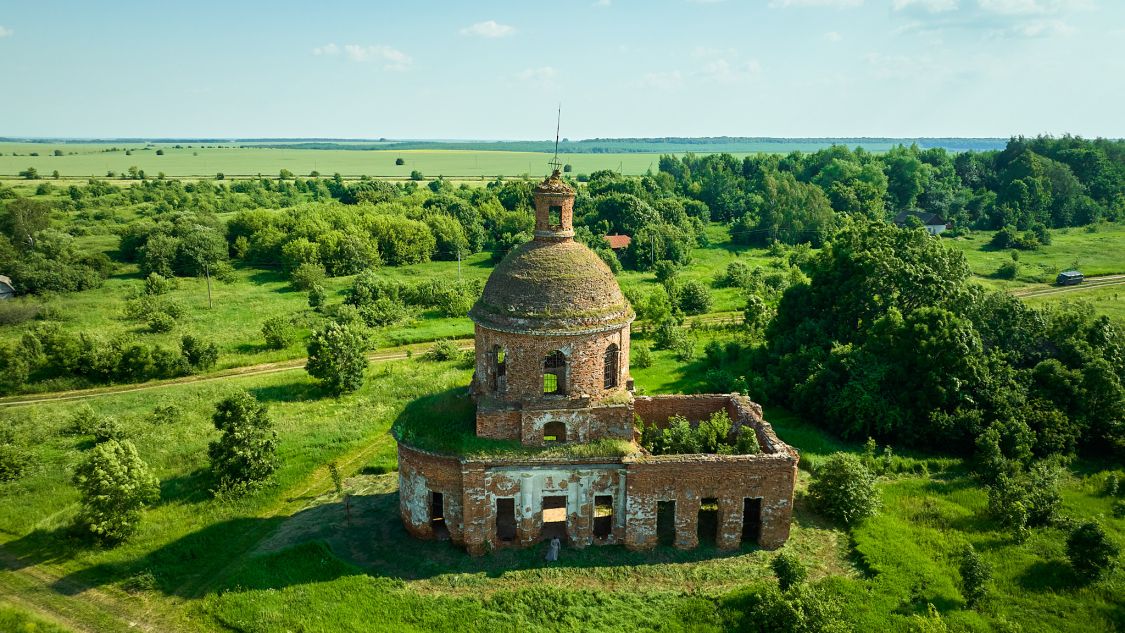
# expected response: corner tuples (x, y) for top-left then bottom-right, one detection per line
(807, 452), (880, 524)
(180, 334), (218, 371)
(208, 391), (279, 492)
(1066, 520), (1119, 581)
(677, 279), (713, 315)
(261, 316), (295, 350)
(72, 439), (159, 542)
(306, 322), (368, 395)
(1, 198), (52, 246)
(959, 544), (990, 607)
(772, 551), (808, 591)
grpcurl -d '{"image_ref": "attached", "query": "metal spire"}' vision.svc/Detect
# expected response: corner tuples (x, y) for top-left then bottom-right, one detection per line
(548, 104), (562, 174)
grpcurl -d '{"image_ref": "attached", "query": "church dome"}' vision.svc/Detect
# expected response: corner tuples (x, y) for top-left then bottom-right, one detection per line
(469, 239), (634, 335)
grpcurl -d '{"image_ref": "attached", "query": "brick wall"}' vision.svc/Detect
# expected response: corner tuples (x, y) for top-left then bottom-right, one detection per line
(623, 452), (798, 550)
(397, 444), (465, 542)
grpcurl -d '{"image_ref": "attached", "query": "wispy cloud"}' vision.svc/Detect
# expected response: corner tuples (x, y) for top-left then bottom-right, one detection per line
(0, 25), (13, 38)
(893, 0), (957, 12)
(825, 31), (844, 41)
(312, 43), (412, 71)
(770, 0), (863, 8)
(516, 66), (556, 81)
(592, 0), (612, 7)
(894, 0), (1087, 38)
(637, 71), (684, 90)
(693, 47), (762, 83)
(461, 20), (515, 38)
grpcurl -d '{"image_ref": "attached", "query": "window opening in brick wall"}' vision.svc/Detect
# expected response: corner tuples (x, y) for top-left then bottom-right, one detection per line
(431, 491), (449, 539)
(496, 498), (516, 542)
(603, 344), (619, 389)
(548, 205), (563, 229)
(492, 345), (506, 391)
(657, 500), (676, 546)
(543, 420), (566, 443)
(742, 497), (761, 545)
(543, 350), (566, 395)
(541, 495), (568, 542)
(594, 495), (613, 538)
(698, 497), (719, 546)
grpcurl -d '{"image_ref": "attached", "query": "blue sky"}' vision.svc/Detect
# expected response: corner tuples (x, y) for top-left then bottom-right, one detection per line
(1, 0), (1121, 139)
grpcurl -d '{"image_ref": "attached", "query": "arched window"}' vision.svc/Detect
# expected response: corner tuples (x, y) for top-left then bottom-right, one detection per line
(492, 345), (506, 392)
(543, 350), (566, 395)
(543, 421), (567, 443)
(604, 344), (619, 389)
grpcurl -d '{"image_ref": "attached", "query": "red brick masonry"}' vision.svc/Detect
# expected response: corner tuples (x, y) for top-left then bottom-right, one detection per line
(399, 394), (798, 556)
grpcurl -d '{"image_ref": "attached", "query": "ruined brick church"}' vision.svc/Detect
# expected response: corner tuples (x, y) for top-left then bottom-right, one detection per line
(396, 170), (798, 555)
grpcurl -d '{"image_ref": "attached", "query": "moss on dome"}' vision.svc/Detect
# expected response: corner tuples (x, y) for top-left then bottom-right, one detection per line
(469, 239), (634, 334)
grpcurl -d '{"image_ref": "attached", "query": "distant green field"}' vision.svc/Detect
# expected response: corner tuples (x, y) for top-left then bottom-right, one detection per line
(0, 136), (1006, 180)
(0, 143), (684, 179)
(947, 223), (1125, 289)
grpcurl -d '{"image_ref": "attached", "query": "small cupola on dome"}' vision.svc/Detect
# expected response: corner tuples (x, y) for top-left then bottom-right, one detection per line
(533, 169), (575, 242)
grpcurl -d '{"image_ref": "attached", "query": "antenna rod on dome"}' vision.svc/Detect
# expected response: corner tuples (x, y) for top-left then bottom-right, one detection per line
(549, 104), (562, 174)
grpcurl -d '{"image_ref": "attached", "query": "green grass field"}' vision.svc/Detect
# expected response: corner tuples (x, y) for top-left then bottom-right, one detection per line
(946, 223), (1125, 289)
(0, 143), (678, 179)
(0, 351), (1120, 632)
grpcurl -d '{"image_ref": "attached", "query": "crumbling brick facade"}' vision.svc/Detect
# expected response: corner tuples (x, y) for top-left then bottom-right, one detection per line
(397, 171), (798, 556)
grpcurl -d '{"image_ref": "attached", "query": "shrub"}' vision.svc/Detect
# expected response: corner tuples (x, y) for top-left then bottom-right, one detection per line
(290, 262), (326, 291)
(632, 343), (653, 369)
(146, 311), (176, 333)
(677, 280), (713, 315)
(150, 402), (183, 425)
(308, 284), (327, 311)
(208, 391), (278, 493)
(306, 322), (368, 395)
(0, 430), (33, 482)
(65, 405), (104, 436)
(90, 416), (127, 445)
(410, 170), (424, 181)
(423, 339), (463, 362)
(995, 261), (1019, 279)
(772, 551), (807, 591)
(671, 333), (696, 361)
(1105, 473), (1120, 497)
(959, 544), (990, 607)
(1112, 500), (1125, 519)
(261, 316), (296, 350)
(143, 272), (175, 295)
(395, 157), (405, 166)
(72, 439), (159, 543)
(1066, 520), (1119, 580)
(181, 334), (218, 371)
(807, 452), (880, 525)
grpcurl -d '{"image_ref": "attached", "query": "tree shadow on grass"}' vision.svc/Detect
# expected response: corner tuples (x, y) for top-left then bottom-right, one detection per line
(28, 485), (777, 600)
(1017, 559), (1081, 592)
(246, 268), (290, 288)
(156, 467), (213, 506)
(247, 380), (322, 403)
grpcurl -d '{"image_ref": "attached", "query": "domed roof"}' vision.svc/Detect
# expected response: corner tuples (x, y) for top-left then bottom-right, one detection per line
(470, 240), (634, 335)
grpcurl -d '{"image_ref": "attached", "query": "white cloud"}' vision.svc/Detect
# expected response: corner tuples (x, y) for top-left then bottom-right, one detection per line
(691, 47), (761, 83)
(893, 0), (958, 12)
(769, 0), (863, 8)
(638, 71), (683, 90)
(516, 66), (557, 81)
(0, 25), (13, 38)
(893, 0), (1087, 38)
(461, 20), (515, 38)
(825, 31), (843, 41)
(313, 43), (411, 70)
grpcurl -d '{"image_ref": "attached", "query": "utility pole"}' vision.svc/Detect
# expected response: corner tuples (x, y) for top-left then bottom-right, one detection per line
(204, 263), (213, 309)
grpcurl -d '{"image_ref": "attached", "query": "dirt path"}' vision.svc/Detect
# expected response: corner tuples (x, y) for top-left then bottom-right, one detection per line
(0, 339), (473, 408)
(1011, 274), (1125, 298)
